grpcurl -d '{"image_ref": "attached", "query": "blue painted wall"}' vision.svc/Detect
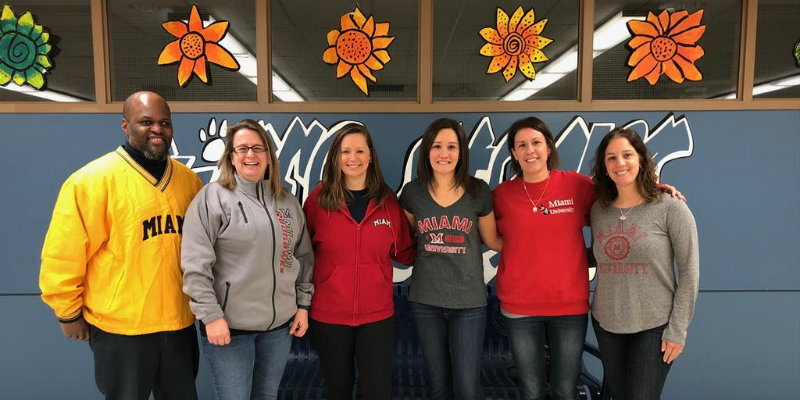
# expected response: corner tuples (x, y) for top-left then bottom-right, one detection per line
(1, 110), (798, 399)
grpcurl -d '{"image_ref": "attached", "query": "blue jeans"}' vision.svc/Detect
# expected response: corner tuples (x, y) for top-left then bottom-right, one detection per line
(592, 317), (672, 400)
(201, 326), (293, 400)
(505, 313), (588, 400)
(409, 301), (486, 400)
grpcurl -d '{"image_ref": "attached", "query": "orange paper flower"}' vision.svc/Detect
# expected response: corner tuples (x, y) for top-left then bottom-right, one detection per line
(480, 6), (552, 82)
(322, 7), (394, 96)
(158, 4), (239, 86)
(626, 9), (706, 85)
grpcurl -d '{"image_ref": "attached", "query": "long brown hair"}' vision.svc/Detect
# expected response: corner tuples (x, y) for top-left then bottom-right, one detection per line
(417, 118), (477, 196)
(591, 127), (659, 206)
(317, 123), (392, 210)
(505, 116), (561, 177)
(216, 119), (284, 199)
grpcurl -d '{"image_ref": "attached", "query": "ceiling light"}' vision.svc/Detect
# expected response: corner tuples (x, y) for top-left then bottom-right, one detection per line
(0, 84), (82, 102)
(502, 12), (638, 101)
(192, 16), (305, 102)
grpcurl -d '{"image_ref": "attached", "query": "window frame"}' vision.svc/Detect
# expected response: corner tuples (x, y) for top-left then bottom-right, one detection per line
(2, 0), (797, 113)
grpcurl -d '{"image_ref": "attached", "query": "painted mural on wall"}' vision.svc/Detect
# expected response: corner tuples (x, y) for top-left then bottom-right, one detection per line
(169, 113), (694, 283)
(322, 7), (394, 95)
(158, 4), (240, 87)
(626, 9), (706, 85)
(480, 6), (552, 82)
(0, 5), (53, 90)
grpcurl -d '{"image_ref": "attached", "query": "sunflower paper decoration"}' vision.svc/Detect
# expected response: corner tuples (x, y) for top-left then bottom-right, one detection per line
(480, 6), (552, 82)
(322, 7), (394, 96)
(158, 4), (239, 87)
(0, 5), (53, 89)
(626, 9), (706, 85)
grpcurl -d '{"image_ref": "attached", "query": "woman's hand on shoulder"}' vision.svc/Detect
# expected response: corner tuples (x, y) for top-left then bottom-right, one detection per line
(206, 318), (231, 346)
(289, 309), (309, 337)
(657, 183), (686, 202)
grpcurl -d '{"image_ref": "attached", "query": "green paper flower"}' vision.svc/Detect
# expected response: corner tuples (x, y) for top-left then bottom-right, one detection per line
(0, 5), (53, 89)
(794, 41), (800, 68)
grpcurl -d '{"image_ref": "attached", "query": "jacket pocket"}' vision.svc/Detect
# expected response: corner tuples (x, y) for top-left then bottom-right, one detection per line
(312, 264), (355, 315)
(237, 202), (249, 223)
(221, 282), (231, 312)
(356, 263), (393, 315)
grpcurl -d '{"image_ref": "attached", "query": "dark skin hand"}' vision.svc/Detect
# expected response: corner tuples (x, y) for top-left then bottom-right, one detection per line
(60, 316), (90, 341)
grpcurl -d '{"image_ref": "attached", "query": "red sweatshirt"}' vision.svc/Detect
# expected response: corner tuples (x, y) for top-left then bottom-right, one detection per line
(303, 185), (416, 326)
(493, 170), (595, 316)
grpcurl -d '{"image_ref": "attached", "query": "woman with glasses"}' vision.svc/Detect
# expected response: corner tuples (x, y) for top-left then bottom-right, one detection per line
(303, 123), (415, 400)
(181, 119), (315, 400)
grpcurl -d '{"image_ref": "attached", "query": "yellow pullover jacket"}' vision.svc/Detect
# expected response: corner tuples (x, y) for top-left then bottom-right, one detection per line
(40, 147), (203, 335)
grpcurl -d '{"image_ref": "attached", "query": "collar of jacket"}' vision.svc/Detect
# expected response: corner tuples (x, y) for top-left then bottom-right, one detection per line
(233, 173), (273, 199)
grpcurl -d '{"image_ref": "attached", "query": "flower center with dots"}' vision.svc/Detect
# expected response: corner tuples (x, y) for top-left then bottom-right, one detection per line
(180, 33), (205, 59)
(651, 36), (677, 62)
(336, 30), (372, 64)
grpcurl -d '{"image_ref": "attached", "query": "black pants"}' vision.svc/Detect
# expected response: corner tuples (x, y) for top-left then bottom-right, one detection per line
(88, 324), (199, 400)
(592, 317), (672, 400)
(310, 316), (394, 400)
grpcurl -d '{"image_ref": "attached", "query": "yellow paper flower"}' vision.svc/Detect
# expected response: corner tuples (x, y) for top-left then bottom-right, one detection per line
(480, 6), (552, 82)
(157, 4), (239, 87)
(626, 9), (706, 85)
(323, 7), (394, 96)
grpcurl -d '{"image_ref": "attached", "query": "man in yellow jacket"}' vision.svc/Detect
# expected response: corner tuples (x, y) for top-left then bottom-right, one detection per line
(39, 91), (203, 399)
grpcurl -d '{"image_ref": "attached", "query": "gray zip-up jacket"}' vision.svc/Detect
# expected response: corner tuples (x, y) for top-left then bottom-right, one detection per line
(181, 175), (314, 331)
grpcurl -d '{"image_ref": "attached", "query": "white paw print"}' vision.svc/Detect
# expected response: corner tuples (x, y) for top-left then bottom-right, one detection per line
(199, 118), (228, 163)
(192, 118), (229, 183)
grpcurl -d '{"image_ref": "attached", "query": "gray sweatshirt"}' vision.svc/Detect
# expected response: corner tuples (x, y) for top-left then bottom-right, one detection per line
(181, 175), (314, 331)
(590, 193), (699, 345)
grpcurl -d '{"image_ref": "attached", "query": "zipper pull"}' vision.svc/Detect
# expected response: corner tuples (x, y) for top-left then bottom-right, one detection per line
(238, 202), (249, 223)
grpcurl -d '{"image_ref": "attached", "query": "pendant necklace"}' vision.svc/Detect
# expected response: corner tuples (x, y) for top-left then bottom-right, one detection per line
(521, 175), (550, 213)
(618, 202), (641, 221)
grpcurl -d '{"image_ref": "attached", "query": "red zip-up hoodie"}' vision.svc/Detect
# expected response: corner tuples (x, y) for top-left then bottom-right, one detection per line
(303, 185), (416, 326)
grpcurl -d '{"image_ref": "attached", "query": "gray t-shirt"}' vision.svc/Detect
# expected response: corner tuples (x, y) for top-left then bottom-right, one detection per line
(590, 193), (699, 344)
(399, 178), (493, 308)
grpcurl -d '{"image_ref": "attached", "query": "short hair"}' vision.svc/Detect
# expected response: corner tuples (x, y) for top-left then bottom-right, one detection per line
(216, 119), (284, 199)
(505, 116), (560, 177)
(591, 127), (659, 206)
(317, 123), (392, 210)
(416, 118), (477, 196)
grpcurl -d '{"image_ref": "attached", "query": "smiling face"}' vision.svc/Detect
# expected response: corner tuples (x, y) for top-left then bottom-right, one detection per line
(121, 92), (173, 161)
(511, 127), (551, 182)
(229, 128), (269, 182)
(428, 128), (460, 176)
(604, 136), (641, 189)
(339, 133), (371, 188)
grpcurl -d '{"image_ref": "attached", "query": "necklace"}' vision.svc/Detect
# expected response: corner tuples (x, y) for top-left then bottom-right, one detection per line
(521, 176), (550, 213)
(617, 200), (644, 220)
(618, 206), (636, 221)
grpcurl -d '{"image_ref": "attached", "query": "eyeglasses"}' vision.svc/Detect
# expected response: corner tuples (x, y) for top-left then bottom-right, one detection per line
(233, 145), (267, 154)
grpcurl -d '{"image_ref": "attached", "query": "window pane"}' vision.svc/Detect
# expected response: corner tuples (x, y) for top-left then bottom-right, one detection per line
(754, 0), (800, 98)
(271, 0), (417, 102)
(593, 1), (741, 99)
(0, 1), (94, 102)
(107, 1), (256, 102)
(433, 0), (579, 101)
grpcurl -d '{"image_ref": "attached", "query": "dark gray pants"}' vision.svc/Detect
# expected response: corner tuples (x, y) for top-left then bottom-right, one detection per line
(88, 324), (199, 400)
(592, 317), (672, 400)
